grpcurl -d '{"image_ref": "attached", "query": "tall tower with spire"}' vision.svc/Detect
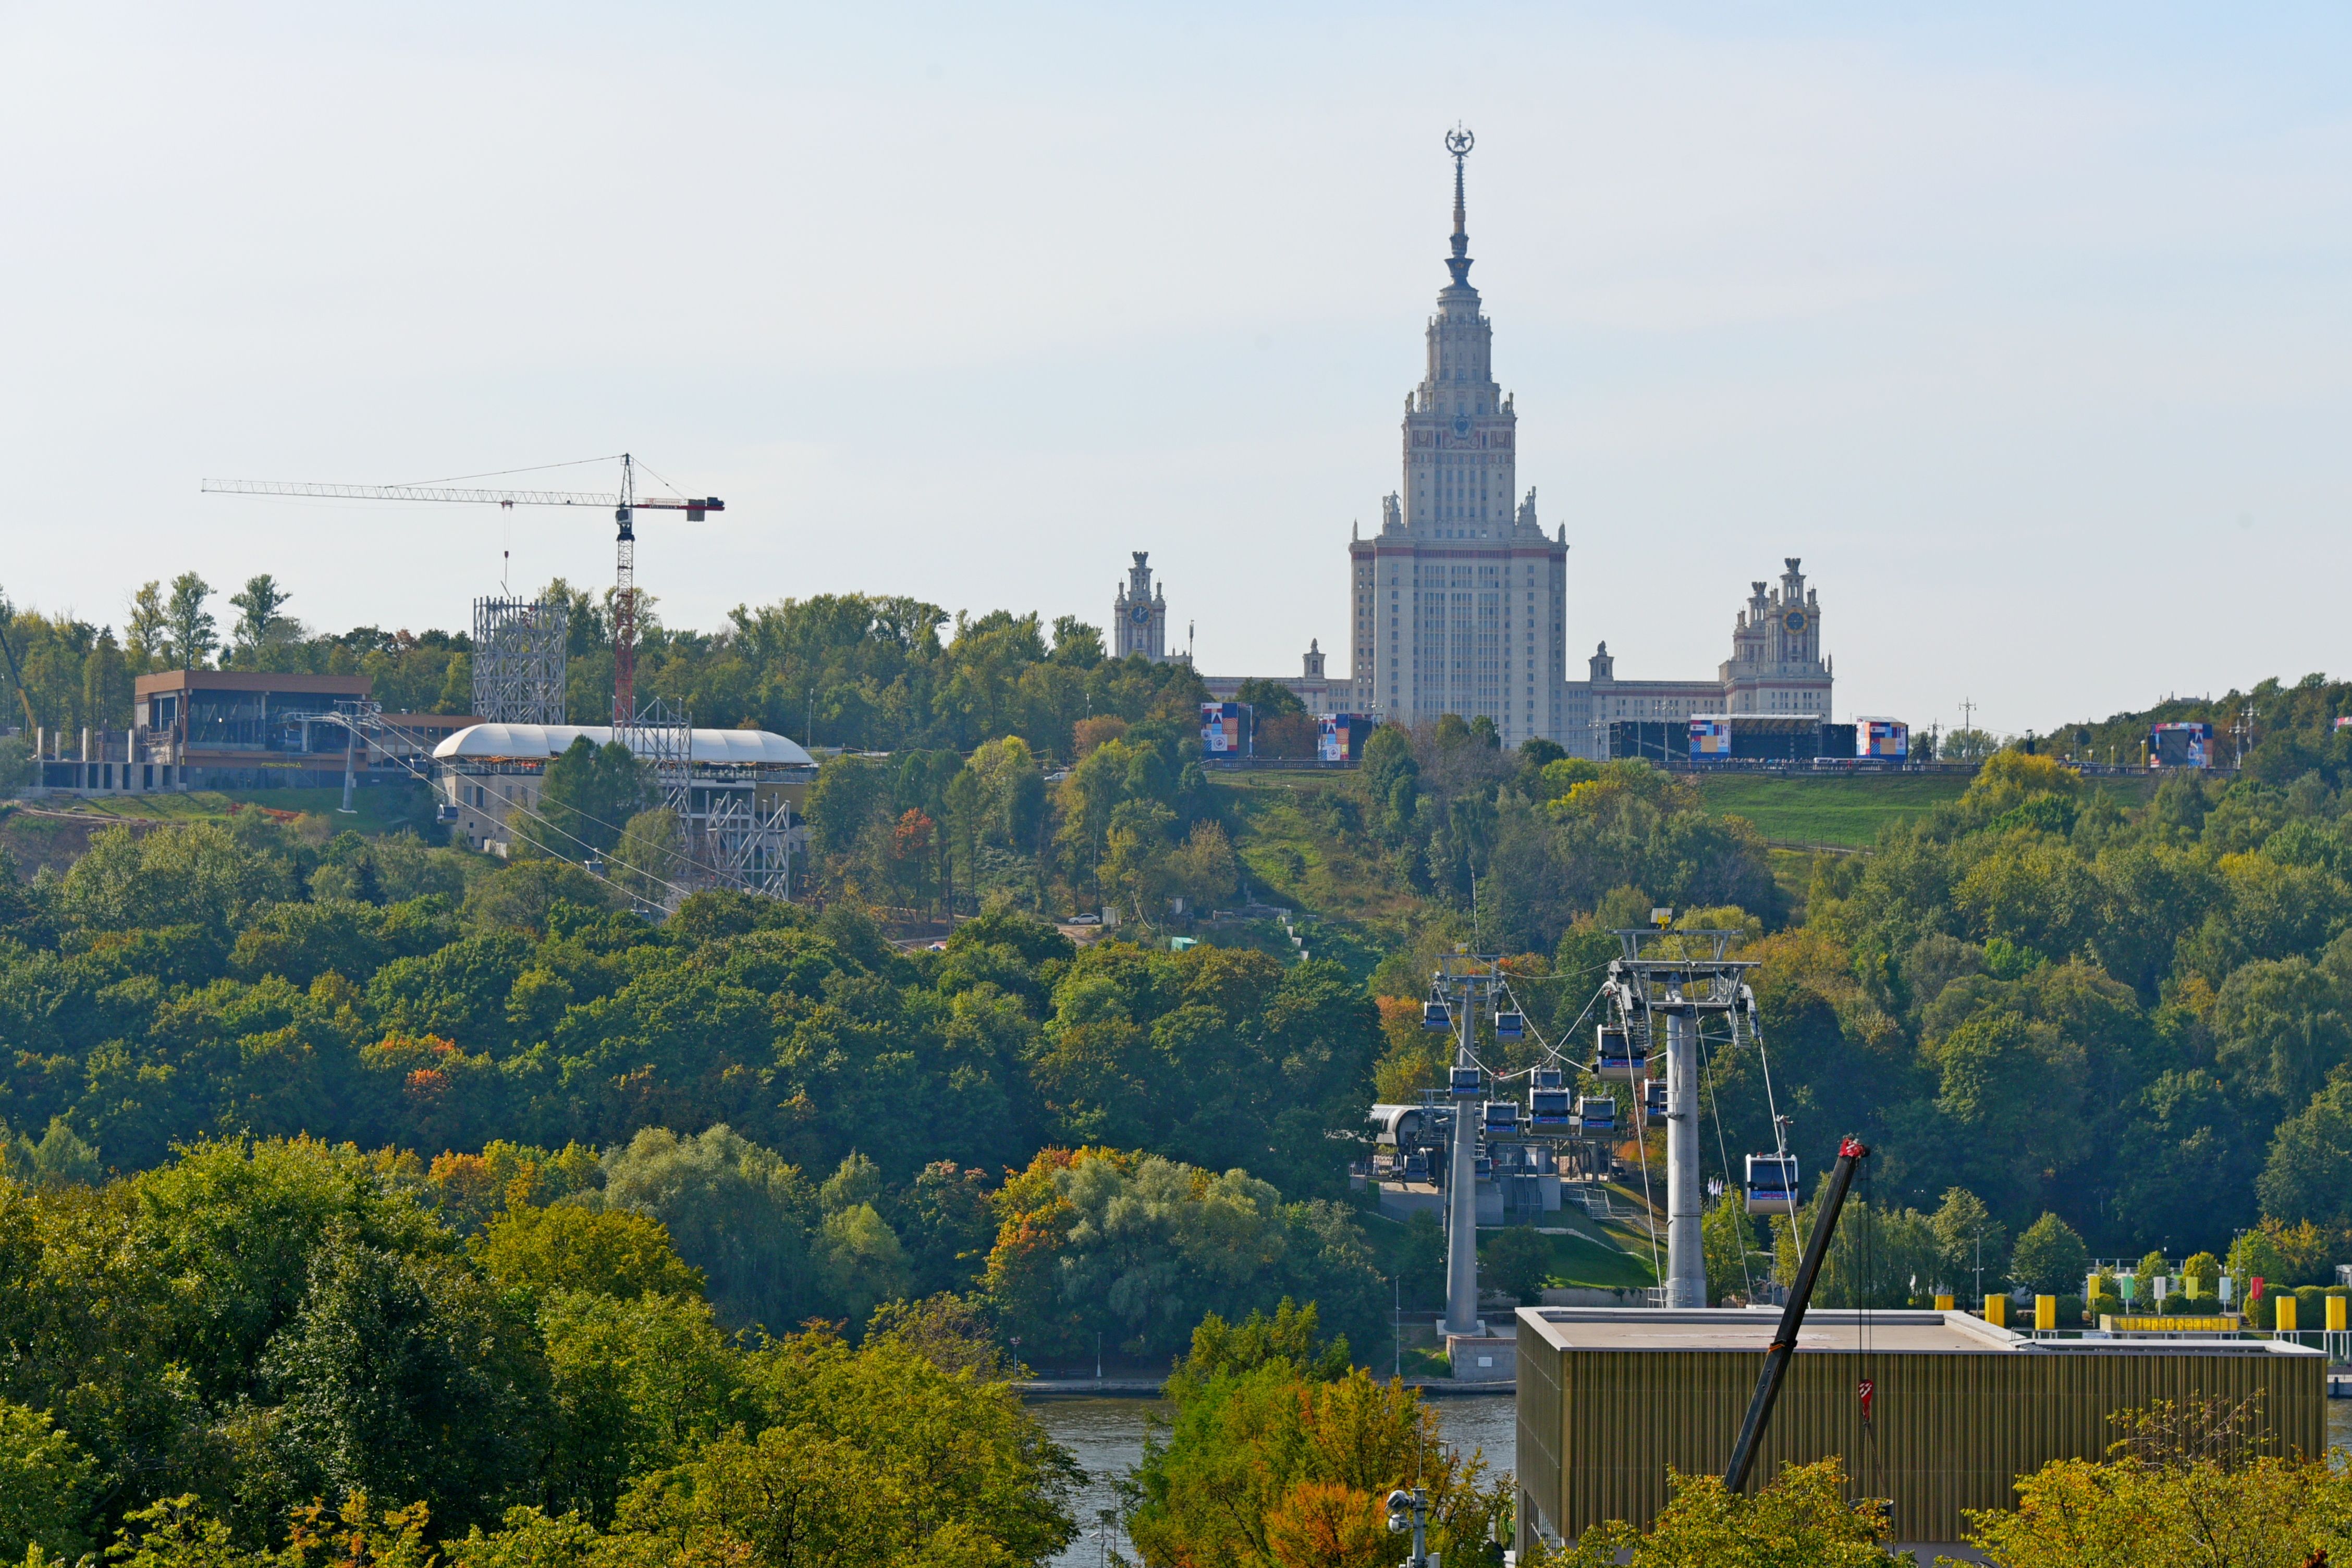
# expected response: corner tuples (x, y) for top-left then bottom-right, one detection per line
(1113, 552), (1170, 662)
(1347, 127), (1570, 743)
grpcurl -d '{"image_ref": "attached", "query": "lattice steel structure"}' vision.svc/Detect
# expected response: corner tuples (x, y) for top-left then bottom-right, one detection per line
(702, 789), (793, 899)
(471, 598), (568, 725)
(615, 697), (691, 818)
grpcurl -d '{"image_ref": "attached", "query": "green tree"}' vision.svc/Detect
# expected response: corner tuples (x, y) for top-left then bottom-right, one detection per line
(539, 736), (645, 859)
(80, 630), (130, 729)
(471, 1202), (706, 1302)
(1165, 819), (1240, 911)
(1930, 1188), (2008, 1298)
(227, 572), (295, 654)
(1048, 615), (1104, 668)
(1483, 1225), (1552, 1306)
(599, 1125), (823, 1334)
(611, 806), (688, 906)
(2010, 1211), (2090, 1297)
(124, 580), (168, 668)
(1128, 1323), (1504, 1568)
(260, 1239), (550, 1532)
(1702, 1186), (1763, 1306)
(1553, 1459), (1900, 1567)
(0, 1400), (96, 1561)
(164, 571), (216, 669)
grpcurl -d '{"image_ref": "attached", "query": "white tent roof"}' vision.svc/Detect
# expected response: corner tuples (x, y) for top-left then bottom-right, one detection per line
(431, 723), (814, 767)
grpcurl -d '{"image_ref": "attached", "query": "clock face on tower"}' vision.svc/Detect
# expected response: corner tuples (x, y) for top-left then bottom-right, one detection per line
(1130, 606), (1152, 626)
(1783, 610), (1809, 634)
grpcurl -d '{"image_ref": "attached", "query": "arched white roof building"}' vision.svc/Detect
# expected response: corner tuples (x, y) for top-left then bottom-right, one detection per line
(431, 724), (814, 767)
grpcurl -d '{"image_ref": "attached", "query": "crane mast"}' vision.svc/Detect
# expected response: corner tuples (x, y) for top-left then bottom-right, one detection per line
(202, 456), (720, 726)
(614, 455), (638, 724)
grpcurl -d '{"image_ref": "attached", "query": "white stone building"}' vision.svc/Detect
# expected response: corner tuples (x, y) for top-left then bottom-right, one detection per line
(1165, 132), (1836, 750)
(1112, 552), (1172, 663)
(1346, 130), (1571, 748)
(1560, 559), (1834, 759)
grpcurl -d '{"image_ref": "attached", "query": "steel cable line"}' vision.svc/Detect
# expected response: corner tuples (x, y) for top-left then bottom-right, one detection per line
(1697, 1014), (1757, 1304)
(395, 454), (626, 487)
(1626, 996), (1665, 1292)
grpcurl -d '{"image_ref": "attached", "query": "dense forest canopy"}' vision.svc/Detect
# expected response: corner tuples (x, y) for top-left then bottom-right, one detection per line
(0, 573), (1204, 762)
(9, 564), (2352, 1553)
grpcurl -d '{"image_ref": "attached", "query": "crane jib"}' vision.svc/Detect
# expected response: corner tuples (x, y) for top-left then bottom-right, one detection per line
(200, 479), (723, 518)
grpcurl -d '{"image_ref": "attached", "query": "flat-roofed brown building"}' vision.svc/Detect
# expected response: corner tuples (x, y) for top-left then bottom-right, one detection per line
(21, 671), (482, 795)
(1515, 1306), (2324, 1554)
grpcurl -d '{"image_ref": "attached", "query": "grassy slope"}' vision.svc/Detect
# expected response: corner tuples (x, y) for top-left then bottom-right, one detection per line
(1698, 768), (2159, 851)
(1694, 773), (1974, 850)
(1214, 774), (1418, 926)
(1, 785), (429, 876)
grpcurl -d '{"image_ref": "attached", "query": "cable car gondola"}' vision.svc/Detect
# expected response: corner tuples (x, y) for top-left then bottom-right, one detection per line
(1494, 1010), (1526, 1041)
(1597, 1027), (1646, 1081)
(1745, 1153), (1799, 1216)
(1528, 1067), (1573, 1129)
(1642, 1077), (1668, 1125)
(1483, 1099), (1520, 1138)
(1422, 1002), (1450, 1032)
(1576, 1095), (1617, 1136)
(1449, 1065), (1483, 1098)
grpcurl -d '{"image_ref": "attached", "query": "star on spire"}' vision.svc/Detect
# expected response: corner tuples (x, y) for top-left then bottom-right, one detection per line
(1444, 125), (1475, 287)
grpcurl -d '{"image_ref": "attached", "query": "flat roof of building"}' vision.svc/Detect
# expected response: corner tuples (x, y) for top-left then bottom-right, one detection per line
(432, 722), (814, 767)
(135, 670), (370, 696)
(1518, 1307), (2321, 1358)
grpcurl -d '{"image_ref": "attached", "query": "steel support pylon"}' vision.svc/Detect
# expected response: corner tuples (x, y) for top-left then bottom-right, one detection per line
(1663, 1003), (1705, 1307)
(1444, 993), (1481, 1336)
(1600, 925), (1759, 1312)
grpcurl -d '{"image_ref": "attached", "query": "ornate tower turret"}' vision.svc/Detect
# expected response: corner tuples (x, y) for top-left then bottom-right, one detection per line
(1113, 552), (1169, 663)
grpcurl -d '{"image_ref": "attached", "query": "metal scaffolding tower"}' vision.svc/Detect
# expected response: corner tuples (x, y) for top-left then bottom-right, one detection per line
(1601, 927), (1758, 1308)
(471, 597), (568, 724)
(614, 696), (691, 819)
(702, 789), (793, 898)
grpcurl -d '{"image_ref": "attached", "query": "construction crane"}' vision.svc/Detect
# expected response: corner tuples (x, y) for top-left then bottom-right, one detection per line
(1722, 1134), (1873, 1493)
(201, 455), (722, 722)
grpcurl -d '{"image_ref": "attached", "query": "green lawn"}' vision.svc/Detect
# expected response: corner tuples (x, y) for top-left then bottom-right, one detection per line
(1698, 768), (2160, 851)
(1696, 773), (1974, 850)
(1480, 1210), (1657, 1290)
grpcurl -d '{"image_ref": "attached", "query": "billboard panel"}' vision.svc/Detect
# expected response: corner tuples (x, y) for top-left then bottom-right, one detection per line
(1200, 702), (1252, 756)
(1858, 718), (1909, 760)
(1318, 713), (1376, 762)
(1690, 717), (1733, 757)
(2149, 721), (2211, 769)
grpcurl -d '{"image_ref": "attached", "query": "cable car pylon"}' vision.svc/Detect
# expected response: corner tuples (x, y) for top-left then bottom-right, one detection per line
(1426, 949), (1511, 1338)
(1600, 918), (1761, 1308)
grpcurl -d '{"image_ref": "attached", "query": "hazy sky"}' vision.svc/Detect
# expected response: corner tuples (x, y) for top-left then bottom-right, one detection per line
(5, 3), (2346, 739)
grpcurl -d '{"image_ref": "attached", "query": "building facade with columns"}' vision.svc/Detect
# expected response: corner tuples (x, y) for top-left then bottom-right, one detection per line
(1560, 558), (1834, 759)
(1160, 132), (1835, 753)
(1345, 130), (1571, 749)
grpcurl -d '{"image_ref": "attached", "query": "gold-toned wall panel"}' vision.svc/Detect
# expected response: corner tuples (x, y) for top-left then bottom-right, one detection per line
(1515, 1328), (2322, 1544)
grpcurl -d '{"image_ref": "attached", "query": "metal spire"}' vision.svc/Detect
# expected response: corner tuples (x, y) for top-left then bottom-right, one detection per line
(1444, 125), (1475, 287)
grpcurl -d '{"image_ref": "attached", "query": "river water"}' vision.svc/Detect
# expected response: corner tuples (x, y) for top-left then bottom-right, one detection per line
(1031, 1391), (2352, 1565)
(1029, 1393), (1516, 1568)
